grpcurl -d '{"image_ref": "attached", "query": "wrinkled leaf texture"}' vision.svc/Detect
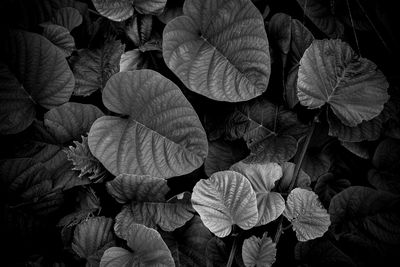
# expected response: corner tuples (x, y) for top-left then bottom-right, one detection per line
(242, 232), (277, 267)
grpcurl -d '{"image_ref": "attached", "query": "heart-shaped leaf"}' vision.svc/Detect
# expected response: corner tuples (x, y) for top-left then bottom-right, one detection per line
(283, 188), (331, 241)
(242, 232), (277, 267)
(88, 70), (208, 178)
(51, 7), (83, 31)
(100, 223), (174, 267)
(41, 23), (75, 57)
(163, 0), (270, 102)
(297, 39), (389, 127)
(191, 170), (258, 237)
(72, 216), (115, 267)
(230, 161), (285, 225)
(226, 98), (308, 163)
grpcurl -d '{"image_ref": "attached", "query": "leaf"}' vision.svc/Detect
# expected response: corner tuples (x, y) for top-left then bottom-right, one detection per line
(242, 232), (276, 267)
(295, 236), (356, 267)
(100, 223), (174, 267)
(72, 217), (115, 267)
(0, 63), (35, 134)
(340, 141), (370, 159)
(88, 70), (208, 178)
(226, 98), (308, 163)
(44, 102), (104, 143)
(297, 39), (389, 127)
(302, 149), (331, 181)
(283, 188), (331, 241)
(71, 39), (124, 96)
(133, 0), (167, 15)
(204, 139), (248, 177)
(65, 136), (108, 181)
(368, 169), (400, 195)
(314, 173), (351, 208)
(163, 0), (270, 102)
(372, 138), (400, 172)
(106, 174), (169, 204)
(119, 49), (149, 72)
(205, 237), (229, 267)
(296, 0), (344, 38)
(161, 215), (213, 267)
(230, 161), (285, 225)
(41, 23), (75, 57)
(51, 7), (83, 31)
(92, 0), (133, 21)
(278, 162), (311, 192)
(191, 170), (258, 237)
(269, 13), (291, 56)
(329, 186), (400, 244)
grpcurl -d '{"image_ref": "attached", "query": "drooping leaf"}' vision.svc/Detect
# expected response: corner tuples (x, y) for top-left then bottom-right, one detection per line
(329, 186), (400, 244)
(88, 70), (208, 177)
(295, 236), (357, 267)
(44, 102), (104, 144)
(297, 39), (389, 127)
(51, 7), (83, 31)
(314, 173), (351, 208)
(41, 23), (75, 57)
(161, 215), (213, 267)
(100, 223), (174, 267)
(242, 232), (276, 267)
(106, 174), (169, 204)
(277, 162), (311, 192)
(230, 161), (285, 225)
(71, 39), (124, 96)
(296, 0), (344, 38)
(72, 216), (115, 267)
(65, 136), (108, 181)
(0, 63), (35, 134)
(204, 139), (248, 177)
(225, 98), (308, 163)
(163, 0), (270, 102)
(283, 188), (331, 241)
(191, 171), (258, 237)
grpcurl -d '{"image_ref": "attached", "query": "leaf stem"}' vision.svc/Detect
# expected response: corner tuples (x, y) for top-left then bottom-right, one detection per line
(227, 227), (239, 267)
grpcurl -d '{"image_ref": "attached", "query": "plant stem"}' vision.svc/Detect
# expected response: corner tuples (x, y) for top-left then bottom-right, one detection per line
(227, 228), (239, 267)
(273, 117), (317, 244)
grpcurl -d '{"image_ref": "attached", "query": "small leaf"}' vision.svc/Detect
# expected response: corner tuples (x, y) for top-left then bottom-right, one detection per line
(230, 161), (285, 225)
(314, 173), (351, 208)
(106, 174), (169, 204)
(71, 39), (124, 96)
(44, 102), (104, 143)
(283, 188), (331, 241)
(163, 0), (271, 102)
(296, 0), (344, 38)
(298, 39), (389, 127)
(88, 70), (208, 177)
(65, 136), (108, 181)
(191, 171), (258, 237)
(41, 23), (75, 57)
(242, 232), (277, 267)
(51, 7), (83, 31)
(72, 216), (115, 267)
(133, 0), (167, 15)
(100, 223), (174, 267)
(278, 162), (311, 192)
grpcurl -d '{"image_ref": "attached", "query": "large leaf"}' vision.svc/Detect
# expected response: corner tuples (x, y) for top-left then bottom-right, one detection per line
(283, 188), (331, 241)
(242, 232), (277, 267)
(88, 70), (208, 177)
(226, 98), (308, 163)
(100, 223), (174, 267)
(329, 186), (400, 245)
(296, 0), (344, 38)
(51, 7), (83, 31)
(297, 39), (389, 127)
(72, 217), (116, 267)
(191, 171), (258, 237)
(230, 161), (285, 225)
(71, 39), (124, 96)
(163, 0), (270, 102)
(41, 23), (75, 57)
(44, 102), (104, 144)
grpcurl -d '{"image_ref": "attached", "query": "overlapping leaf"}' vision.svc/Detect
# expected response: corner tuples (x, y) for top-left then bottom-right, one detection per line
(242, 232), (277, 267)
(283, 188), (331, 241)
(100, 223), (174, 267)
(225, 98), (308, 163)
(230, 161), (285, 225)
(191, 171), (258, 237)
(297, 39), (389, 127)
(88, 70), (208, 177)
(163, 0), (270, 102)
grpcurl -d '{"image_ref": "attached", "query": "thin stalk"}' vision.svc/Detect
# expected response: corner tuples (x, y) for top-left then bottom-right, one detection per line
(227, 227), (239, 267)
